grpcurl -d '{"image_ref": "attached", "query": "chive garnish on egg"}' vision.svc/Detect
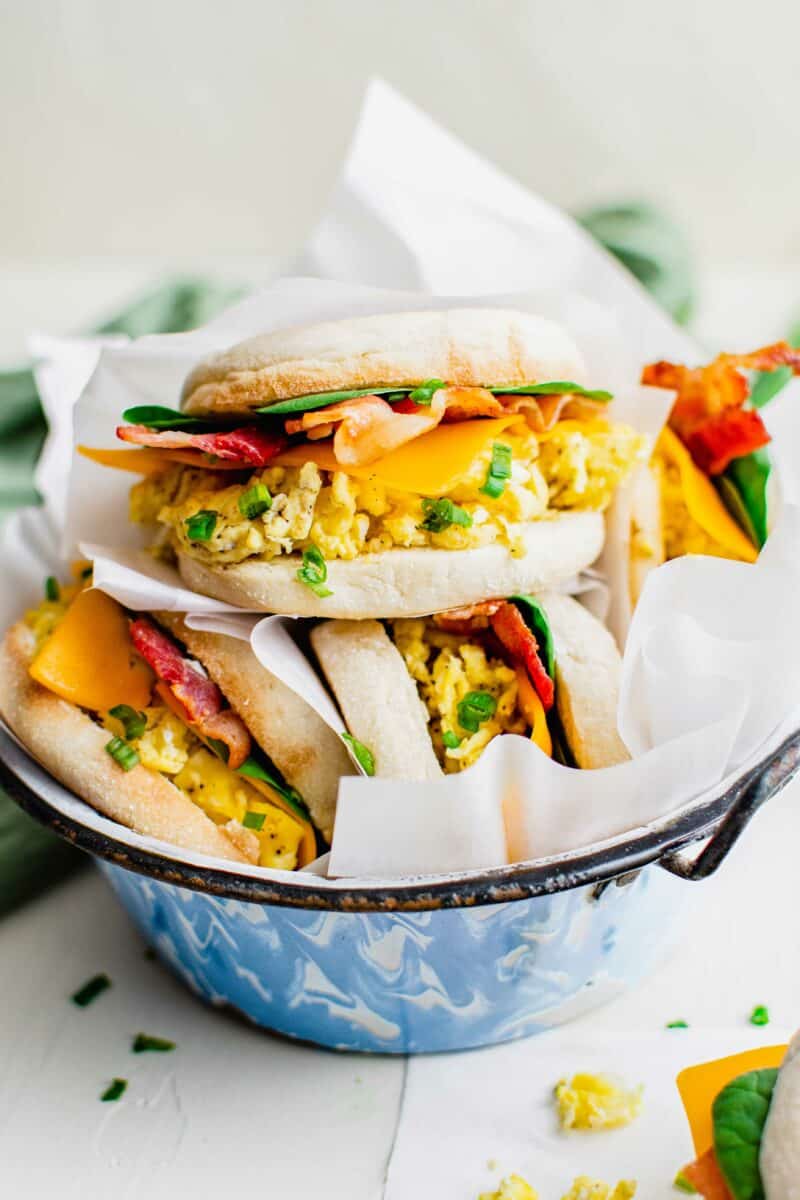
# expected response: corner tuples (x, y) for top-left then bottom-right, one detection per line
(44, 575), (60, 602)
(296, 544), (333, 598)
(457, 690), (497, 733)
(418, 498), (473, 533)
(238, 483), (272, 520)
(109, 704), (147, 741)
(442, 730), (462, 749)
(242, 811), (266, 831)
(105, 736), (140, 772)
(184, 510), (218, 542)
(481, 441), (513, 499)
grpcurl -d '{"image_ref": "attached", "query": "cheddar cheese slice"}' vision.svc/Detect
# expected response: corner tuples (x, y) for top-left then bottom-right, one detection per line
(29, 589), (153, 712)
(658, 427), (758, 563)
(273, 417), (521, 495)
(78, 446), (244, 474)
(677, 1044), (787, 1157)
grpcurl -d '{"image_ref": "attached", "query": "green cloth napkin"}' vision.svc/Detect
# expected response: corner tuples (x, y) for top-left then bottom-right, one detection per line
(0, 277), (244, 916)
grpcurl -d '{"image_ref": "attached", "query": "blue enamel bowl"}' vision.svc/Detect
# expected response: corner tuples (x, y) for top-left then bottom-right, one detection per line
(2, 724), (797, 1053)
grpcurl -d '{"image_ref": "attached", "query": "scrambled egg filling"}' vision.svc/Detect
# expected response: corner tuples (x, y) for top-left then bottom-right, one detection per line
(101, 704), (302, 869)
(390, 619), (526, 772)
(131, 421), (646, 565)
(555, 1073), (643, 1131)
(653, 445), (740, 561)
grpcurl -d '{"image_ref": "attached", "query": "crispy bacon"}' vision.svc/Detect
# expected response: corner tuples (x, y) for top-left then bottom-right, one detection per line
(685, 407), (771, 475)
(433, 599), (505, 635)
(643, 342), (800, 474)
(285, 393), (446, 466)
(489, 602), (555, 711)
(117, 424), (286, 468)
(130, 617), (251, 768)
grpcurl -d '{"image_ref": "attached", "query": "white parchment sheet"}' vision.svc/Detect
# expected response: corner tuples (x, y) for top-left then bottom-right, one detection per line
(6, 78), (800, 881)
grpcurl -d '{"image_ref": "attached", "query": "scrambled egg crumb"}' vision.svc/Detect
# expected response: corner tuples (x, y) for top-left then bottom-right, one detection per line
(561, 1178), (637, 1200)
(479, 1175), (539, 1200)
(478, 1176), (636, 1200)
(653, 440), (740, 560)
(390, 618), (525, 771)
(555, 1073), (643, 1131)
(131, 421), (646, 566)
(103, 706), (194, 775)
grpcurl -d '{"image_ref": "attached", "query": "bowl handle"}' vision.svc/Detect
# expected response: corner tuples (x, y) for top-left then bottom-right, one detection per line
(658, 727), (800, 881)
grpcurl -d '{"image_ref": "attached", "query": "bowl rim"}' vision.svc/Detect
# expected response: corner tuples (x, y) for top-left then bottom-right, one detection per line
(0, 734), (747, 912)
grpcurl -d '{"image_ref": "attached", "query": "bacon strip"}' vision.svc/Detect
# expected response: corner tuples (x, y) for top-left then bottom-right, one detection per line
(130, 617), (251, 768)
(433, 599), (505, 636)
(643, 342), (800, 473)
(286, 393), (446, 466)
(489, 602), (555, 711)
(117, 424), (286, 468)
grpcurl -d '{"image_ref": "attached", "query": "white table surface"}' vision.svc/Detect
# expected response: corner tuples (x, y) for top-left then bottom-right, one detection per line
(2, 262), (799, 1197)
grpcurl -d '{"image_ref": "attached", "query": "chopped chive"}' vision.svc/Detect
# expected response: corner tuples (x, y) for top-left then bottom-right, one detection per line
(242, 810), (266, 831)
(418, 497), (473, 533)
(105, 736), (140, 772)
(481, 441), (513, 499)
(673, 1170), (697, 1194)
(184, 509), (218, 542)
(101, 1078), (128, 1103)
(109, 704), (147, 741)
(749, 1004), (770, 1026)
(341, 732), (376, 776)
(457, 690), (497, 733)
(80, 565), (93, 580)
(45, 575), (60, 602)
(72, 973), (111, 1007)
(132, 1033), (175, 1054)
(296, 544), (332, 598)
(238, 482), (272, 519)
(666, 1019), (689, 1029)
(407, 378), (445, 406)
(442, 730), (462, 749)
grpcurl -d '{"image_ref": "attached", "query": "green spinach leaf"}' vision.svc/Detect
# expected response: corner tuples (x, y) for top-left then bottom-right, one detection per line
(712, 1068), (778, 1200)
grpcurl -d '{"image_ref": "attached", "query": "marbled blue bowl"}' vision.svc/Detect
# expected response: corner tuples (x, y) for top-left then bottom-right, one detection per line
(2, 724), (797, 1053)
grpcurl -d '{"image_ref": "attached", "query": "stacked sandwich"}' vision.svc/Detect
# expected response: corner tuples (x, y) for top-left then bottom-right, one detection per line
(0, 309), (668, 869)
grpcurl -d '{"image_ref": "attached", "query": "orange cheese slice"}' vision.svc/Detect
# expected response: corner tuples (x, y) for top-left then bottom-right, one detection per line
(515, 665), (552, 756)
(658, 427), (758, 563)
(677, 1044), (787, 1156)
(77, 446), (246, 474)
(29, 589), (153, 712)
(273, 417), (521, 495)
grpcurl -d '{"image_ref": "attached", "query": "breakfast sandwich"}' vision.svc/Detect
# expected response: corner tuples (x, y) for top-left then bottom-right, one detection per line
(81, 309), (647, 618)
(0, 569), (351, 868)
(627, 344), (800, 606)
(310, 592), (629, 779)
(676, 1033), (799, 1199)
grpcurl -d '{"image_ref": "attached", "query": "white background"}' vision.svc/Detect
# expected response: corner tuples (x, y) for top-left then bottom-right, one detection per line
(2, 0), (800, 270)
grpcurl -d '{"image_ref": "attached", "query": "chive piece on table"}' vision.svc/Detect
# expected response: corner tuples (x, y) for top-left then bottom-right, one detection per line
(132, 1033), (175, 1054)
(72, 973), (111, 1008)
(666, 1019), (689, 1029)
(101, 1078), (128, 1103)
(749, 1004), (770, 1026)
